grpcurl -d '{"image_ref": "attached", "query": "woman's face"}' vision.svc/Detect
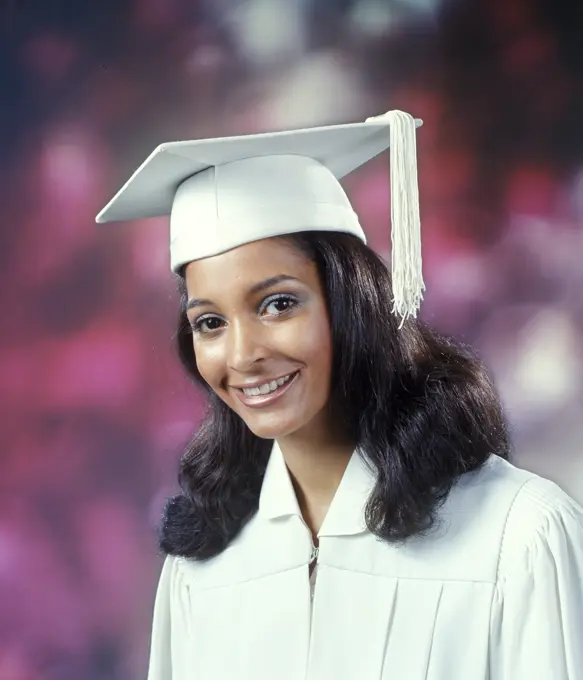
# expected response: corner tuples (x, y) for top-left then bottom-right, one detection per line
(184, 237), (333, 440)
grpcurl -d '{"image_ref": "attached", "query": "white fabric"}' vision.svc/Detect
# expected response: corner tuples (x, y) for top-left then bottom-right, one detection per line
(96, 116), (423, 229)
(309, 563), (318, 603)
(95, 112), (424, 321)
(147, 442), (583, 680)
(367, 110), (424, 322)
(169, 155), (366, 272)
(95, 115), (424, 305)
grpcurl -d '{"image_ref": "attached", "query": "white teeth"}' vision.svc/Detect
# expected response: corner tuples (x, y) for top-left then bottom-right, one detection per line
(242, 373), (293, 397)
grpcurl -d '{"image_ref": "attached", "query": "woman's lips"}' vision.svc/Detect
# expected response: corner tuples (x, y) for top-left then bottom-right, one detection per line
(232, 371), (300, 408)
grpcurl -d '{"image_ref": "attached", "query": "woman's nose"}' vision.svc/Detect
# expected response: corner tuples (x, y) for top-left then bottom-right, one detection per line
(226, 319), (267, 371)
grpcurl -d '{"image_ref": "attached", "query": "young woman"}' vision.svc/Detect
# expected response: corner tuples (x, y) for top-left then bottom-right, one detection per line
(97, 112), (583, 679)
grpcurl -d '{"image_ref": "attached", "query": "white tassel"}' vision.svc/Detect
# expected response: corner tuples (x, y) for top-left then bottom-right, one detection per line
(366, 110), (425, 327)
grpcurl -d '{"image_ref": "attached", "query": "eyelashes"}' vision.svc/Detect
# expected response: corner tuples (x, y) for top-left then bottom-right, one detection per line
(191, 316), (222, 334)
(190, 293), (300, 335)
(261, 293), (299, 317)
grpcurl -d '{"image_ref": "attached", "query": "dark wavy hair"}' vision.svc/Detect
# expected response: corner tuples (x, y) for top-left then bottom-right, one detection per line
(159, 231), (511, 560)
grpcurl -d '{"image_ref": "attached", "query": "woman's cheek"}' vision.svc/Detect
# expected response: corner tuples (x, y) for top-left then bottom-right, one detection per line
(292, 315), (332, 365)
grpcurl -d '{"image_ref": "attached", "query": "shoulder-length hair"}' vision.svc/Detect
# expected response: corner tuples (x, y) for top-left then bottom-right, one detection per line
(159, 231), (511, 559)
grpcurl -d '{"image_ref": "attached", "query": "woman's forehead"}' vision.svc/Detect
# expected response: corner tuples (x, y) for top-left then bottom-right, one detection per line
(184, 237), (315, 295)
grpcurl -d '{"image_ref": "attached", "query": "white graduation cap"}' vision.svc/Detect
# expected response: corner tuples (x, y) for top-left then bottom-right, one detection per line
(96, 111), (424, 322)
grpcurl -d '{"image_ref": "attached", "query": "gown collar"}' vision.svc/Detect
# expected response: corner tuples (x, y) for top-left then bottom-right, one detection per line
(258, 440), (376, 537)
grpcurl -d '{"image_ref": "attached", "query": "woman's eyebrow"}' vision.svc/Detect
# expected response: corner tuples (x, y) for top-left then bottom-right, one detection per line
(186, 274), (301, 311)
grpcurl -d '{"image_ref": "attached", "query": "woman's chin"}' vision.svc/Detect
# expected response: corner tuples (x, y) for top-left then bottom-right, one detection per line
(241, 413), (302, 441)
(245, 422), (297, 441)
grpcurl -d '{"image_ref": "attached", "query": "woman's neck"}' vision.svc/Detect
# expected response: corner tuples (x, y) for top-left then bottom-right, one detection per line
(277, 424), (355, 541)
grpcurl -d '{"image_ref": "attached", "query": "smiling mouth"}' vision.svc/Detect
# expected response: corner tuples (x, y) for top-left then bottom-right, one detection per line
(232, 371), (300, 407)
(238, 372), (296, 397)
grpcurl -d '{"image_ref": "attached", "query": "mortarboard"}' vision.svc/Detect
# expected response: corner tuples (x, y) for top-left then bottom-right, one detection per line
(96, 111), (424, 322)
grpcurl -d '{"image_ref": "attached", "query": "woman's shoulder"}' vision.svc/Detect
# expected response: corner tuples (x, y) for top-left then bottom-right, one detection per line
(465, 455), (581, 534)
(449, 453), (575, 516)
(158, 510), (311, 592)
(487, 458), (583, 578)
(449, 455), (583, 579)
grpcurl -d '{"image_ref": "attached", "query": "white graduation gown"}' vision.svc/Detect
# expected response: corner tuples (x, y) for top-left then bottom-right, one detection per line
(147, 443), (583, 679)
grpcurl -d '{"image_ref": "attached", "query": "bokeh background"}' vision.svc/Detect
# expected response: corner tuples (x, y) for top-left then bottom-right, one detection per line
(1, 0), (582, 677)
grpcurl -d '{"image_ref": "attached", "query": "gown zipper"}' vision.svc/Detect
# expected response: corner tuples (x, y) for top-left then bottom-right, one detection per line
(310, 541), (319, 565)
(299, 516), (319, 601)
(309, 539), (319, 602)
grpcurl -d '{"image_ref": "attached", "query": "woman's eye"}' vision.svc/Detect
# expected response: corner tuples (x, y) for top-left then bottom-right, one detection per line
(262, 295), (298, 316)
(191, 316), (223, 334)
(190, 295), (298, 334)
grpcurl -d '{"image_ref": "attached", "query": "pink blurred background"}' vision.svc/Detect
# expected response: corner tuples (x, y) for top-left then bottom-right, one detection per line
(1, 0), (582, 677)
